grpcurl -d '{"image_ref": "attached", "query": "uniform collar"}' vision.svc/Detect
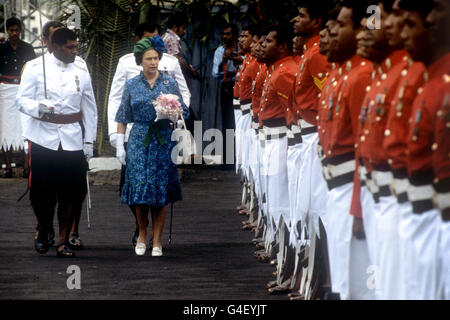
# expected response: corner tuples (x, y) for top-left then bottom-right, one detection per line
(427, 52), (450, 81)
(378, 50), (408, 75)
(338, 54), (368, 76)
(303, 35), (320, 53)
(268, 55), (293, 71)
(49, 53), (72, 68)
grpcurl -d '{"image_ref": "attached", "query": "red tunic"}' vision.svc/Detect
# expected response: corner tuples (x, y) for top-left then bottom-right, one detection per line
(357, 50), (409, 171)
(383, 60), (426, 176)
(322, 55), (372, 159)
(433, 77), (450, 217)
(251, 63), (267, 123)
(258, 56), (297, 124)
(233, 53), (250, 99)
(239, 56), (260, 103)
(288, 36), (331, 126)
(407, 53), (450, 185)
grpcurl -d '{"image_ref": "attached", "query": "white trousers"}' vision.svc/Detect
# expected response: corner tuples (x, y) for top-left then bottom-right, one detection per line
(287, 142), (303, 246)
(399, 206), (441, 299)
(305, 134), (328, 238)
(239, 114), (252, 179)
(326, 183), (354, 299)
(326, 182), (373, 299)
(376, 195), (403, 299)
(0, 83), (24, 151)
(360, 186), (380, 268)
(248, 128), (261, 201)
(437, 220), (450, 299)
(260, 136), (289, 239)
(234, 109), (242, 174)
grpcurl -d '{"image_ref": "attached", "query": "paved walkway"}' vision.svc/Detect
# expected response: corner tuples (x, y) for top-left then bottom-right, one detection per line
(0, 166), (284, 300)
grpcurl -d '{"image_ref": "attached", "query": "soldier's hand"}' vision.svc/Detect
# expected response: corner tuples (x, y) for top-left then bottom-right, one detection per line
(83, 142), (94, 162)
(352, 217), (366, 240)
(38, 99), (54, 118)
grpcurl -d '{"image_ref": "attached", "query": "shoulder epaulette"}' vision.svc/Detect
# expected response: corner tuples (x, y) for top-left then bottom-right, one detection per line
(163, 53), (178, 60)
(74, 59), (88, 71)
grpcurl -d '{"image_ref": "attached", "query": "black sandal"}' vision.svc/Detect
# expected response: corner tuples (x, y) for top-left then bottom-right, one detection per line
(56, 243), (75, 258)
(34, 230), (49, 254)
(68, 233), (84, 250)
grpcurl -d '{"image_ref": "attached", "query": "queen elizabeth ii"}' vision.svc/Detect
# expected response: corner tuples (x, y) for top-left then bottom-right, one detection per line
(115, 36), (189, 256)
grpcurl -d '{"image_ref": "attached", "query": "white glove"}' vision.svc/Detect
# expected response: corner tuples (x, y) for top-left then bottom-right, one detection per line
(23, 139), (29, 154)
(83, 143), (94, 162)
(115, 133), (126, 166)
(109, 133), (118, 149)
(176, 119), (184, 129)
(38, 99), (54, 118)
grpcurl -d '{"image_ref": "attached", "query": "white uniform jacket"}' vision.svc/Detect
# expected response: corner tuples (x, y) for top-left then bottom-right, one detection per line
(16, 53), (97, 151)
(107, 52), (191, 142)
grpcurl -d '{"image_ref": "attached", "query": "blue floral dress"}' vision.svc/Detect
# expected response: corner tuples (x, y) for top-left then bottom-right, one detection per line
(115, 71), (189, 206)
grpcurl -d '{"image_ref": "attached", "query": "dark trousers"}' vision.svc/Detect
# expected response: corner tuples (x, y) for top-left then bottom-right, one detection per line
(29, 143), (87, 241)
(220, 81), (236, 168)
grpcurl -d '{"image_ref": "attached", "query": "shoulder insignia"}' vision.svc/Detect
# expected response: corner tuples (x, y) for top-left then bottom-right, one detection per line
(277, 91), (289, 100)
(313, 75), (327, 90)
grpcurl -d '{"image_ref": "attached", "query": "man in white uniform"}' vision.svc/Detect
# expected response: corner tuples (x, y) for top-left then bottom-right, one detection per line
(16, 28), (97, 257)
(108, 22), (190, 246)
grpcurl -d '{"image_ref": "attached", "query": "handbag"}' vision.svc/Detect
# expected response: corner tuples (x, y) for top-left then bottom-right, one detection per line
(171, 111), (198, 165)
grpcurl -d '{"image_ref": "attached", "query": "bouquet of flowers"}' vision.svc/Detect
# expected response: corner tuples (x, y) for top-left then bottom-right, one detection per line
(153, 93), (183, 123)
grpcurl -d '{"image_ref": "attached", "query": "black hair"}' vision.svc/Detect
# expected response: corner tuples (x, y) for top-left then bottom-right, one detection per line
(242, 23), (258, 37)
(222, 23), (239, 38)
(6, 17), (22, 30)
(51, 28), (77, 46)
(43, 21), (65, 39)
(340, 0), (376, 28)
(380, 0), (396, 13)
(298, 0), (333, 28)
(135, 22), (159, 39)
(398, 0), (434, 19)
(266, 24), (294, 51)
(166, 13), (188, 29)
(328, 4), (343, 21)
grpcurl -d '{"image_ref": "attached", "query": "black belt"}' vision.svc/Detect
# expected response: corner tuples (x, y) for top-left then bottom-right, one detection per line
(325, 171), (354, 190)
(412, 199), (434, 214)
(266, 132), (287, 140)
(322, 151), (355, 166)
(261, 117), (287, 128)
(301, 126), (318, 136)
(288, 132), (302, 146)
(442, 208), (450, 222)
(242, 109), (251, 115)
(377, 185), (391, 198)
(392, 167), (408, 179)
(396, 192), (408, 204)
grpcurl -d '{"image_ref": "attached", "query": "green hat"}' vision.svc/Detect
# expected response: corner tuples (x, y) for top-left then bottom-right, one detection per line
(133, 37), (154, 56)
(133, 35), (166, 56)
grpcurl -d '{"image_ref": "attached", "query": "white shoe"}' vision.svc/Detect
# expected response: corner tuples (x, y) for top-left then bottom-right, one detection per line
(135, 243), (146, 256)
(151, 246), (163, 256)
